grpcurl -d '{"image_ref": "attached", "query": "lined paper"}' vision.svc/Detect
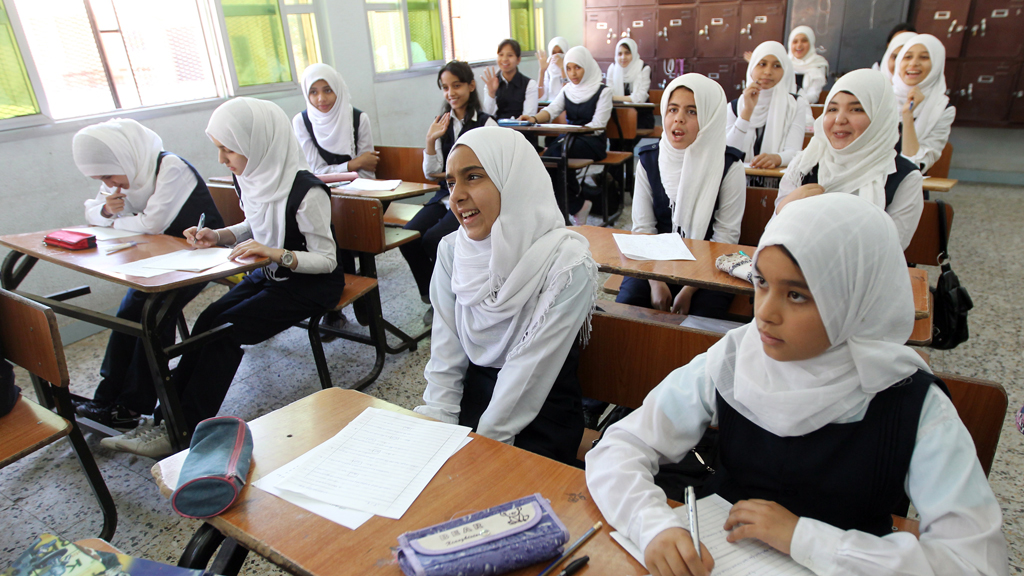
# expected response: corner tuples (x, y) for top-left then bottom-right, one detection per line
(138, 248), (231, 272)
(66, 226), (141, 241)
(614, 233), (696, 261)
(254, 450), (374, 530)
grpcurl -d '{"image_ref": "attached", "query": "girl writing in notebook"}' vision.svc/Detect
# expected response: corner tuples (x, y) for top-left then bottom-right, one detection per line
(587, 193), (1008, 576)
(101, 98), (345, 459)
(481, 39), (539, 120)
(72, 118), (224, 431)
(892, 34), (956, 173)
(787, 26), (829, 105)
(414, 127), (598, 465)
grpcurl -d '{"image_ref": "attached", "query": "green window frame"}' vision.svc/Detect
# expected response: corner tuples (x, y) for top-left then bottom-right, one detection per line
(365, 0), (445, 76)
(0, 0), (40, 121)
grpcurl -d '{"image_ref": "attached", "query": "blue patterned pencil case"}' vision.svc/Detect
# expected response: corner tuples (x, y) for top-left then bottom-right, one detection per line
(396, 493), (569, 576)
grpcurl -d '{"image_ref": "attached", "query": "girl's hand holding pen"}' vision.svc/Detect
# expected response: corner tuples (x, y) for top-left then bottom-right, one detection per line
(101, 186), (126, 217)
(184, 226), (220, 249)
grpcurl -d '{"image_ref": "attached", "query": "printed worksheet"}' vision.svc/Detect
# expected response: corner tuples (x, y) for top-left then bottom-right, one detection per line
(614, 233), (696, 261)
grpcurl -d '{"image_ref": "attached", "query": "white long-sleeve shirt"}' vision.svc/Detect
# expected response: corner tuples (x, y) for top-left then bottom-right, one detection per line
(292, 112), (376, 179)
(84, 153), (196, 235)
(725, 95), (811, 167)
(586, 354), (1009, 576)
(607, 64), (652, 104)
(482, 75), (539, 119)
(795, 67), (828, 105)
(776, 158), (924, 250)
(225, 186), (337, 276)
(414, 239), (593, 444)
(539, 87), (614, 133)
(902, 106), (956, 174)
(542, 66), (566, 102)
(631, 159), (746, 244)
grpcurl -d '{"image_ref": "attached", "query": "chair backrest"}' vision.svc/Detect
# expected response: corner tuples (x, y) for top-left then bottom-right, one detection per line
(649, 90), (664, 115)
(374, 146), (433, 184)
(810, 104), (823, 119)
(330, 195), (387, 255)
(738, 186), (778, 247)
(207, 182), (246, 227)
(0, 289), (69, 388)
(925, 142), (953, 178)
(606, 107), (638, 140)
(936, 372), (1007, 477)
(578, 312), (722, 409)
(817, 91), (828, 104)
(904, 200), (954, 266)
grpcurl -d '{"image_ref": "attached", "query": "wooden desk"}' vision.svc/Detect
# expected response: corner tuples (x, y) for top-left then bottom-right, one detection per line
(331, 181), (439, 203)
(613, 101), (656, 109)
(509, 124), (597, 223)
(152, 389), (644, 576)
(743, 167), (958, 193)
(0, 230), (266, 450)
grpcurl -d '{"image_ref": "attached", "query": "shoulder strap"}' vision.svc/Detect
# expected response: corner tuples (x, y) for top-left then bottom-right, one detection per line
(936, 198), (949, 261)
(730, 99), (738, 116)
(154, 151), (168, 176)
(352, 107), (362, 145)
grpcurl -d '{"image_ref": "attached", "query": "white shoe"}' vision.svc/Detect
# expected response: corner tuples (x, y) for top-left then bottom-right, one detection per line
(573, 200), (592, 226)
(100, 417), (175, 459)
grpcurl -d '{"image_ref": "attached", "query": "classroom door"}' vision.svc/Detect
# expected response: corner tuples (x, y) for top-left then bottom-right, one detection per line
(913, 0), (971, 57)
(963, 0), (1024, 59)
(621, 7), (658, 59)
(952, 60), (1017, 122)
(585, 10), (621, 60)
(656, 6), (696, 59)
(1009, 66), (1024, 123)
(737, 1), (787, 55)
(696, 3), (740, 57)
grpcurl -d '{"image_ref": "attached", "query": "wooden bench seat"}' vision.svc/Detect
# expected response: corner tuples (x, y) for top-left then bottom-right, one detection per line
(384, 228), (421, 251)
(383, 203), (424, 227)
(542, 158), (594, 171)
(603, 274), (623, 295)
(636, 128), (656, 138)
(0, 396), (70, 467)
(332, 274), (378, 311)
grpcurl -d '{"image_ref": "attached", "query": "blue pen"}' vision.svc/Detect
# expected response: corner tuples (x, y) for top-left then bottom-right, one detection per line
(739, 250), (748, 257)
(192, 212), (205, 246)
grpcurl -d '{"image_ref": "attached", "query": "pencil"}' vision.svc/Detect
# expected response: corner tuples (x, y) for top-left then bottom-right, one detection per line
(537, 521), (603, 576)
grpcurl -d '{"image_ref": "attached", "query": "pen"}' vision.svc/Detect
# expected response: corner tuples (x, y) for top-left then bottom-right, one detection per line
(686, 486), (701, 560)
(738, 250), (748, 258)
(557, 555), (589, 576)
(537, 522), (602, 576)
(104, 241), (138, 255)
(192, 212), (205, 246)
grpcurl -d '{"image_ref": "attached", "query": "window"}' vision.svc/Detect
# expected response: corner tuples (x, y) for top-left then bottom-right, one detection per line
(365, 0), (443, 74)
(217, 0), (324, 89)
(0, 0), (39, 120)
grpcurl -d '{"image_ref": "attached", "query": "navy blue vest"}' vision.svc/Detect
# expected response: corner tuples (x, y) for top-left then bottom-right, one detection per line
(624, 66), (655, 130)
(155, 152), (224, 238)
(565, 84), (607, 127)
(495, 70), (530, 119)
(729, 95), (800, 157)
(801, 154), (919, 208)
(300, 108), (363, 165)
(708, 370), (950, 537)
(795, 73), (804, 91)
(637, 143), (744, 238)
(428, 110), (494, 204)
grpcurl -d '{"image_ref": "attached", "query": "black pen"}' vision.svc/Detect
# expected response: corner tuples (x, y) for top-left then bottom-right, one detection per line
(557, 555), (589, 576)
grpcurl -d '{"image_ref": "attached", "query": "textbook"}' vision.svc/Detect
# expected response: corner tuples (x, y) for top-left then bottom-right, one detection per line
(3, 533), (215, 576)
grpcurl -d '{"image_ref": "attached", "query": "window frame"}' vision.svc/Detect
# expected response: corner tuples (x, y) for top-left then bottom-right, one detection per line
(0, 0), (52, 130)
(366, 0), (447, 82)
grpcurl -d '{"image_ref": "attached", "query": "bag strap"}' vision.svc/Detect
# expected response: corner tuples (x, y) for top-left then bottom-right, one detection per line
(935, 198), (949, 264)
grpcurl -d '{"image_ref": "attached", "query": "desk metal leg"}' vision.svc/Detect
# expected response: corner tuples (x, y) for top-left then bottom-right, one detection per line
(357, 253), (428, 354)
(179, 523), (225, 569)
(140, 292), (191, 451)
(1, 251), (36, 290)
(562, 134), (574, 225)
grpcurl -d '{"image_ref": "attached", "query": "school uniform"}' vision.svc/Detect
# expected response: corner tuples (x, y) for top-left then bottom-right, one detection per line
(401, 109), (497, 298)
(542, 37), (569, 102)
(587, 194), (1009, 576)
(725, 41), (809, 167)
(789, 26), (829, 106)
(414, 127), (598, 465)
(616, 75), (745, 319)
(881, 32), (918, 85)
(482, 70), (539, 119)
(293, 64), (376, 179)
(607, 39), (655, 131)
(892, 35), (957, 174)
(74, 119), (224, 417)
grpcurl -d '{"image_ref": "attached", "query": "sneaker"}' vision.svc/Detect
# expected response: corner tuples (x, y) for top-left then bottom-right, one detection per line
(76, 401), (140, 430)
(100, 417), (175, 459)
(423, 306), (434, 326)
(320, 311), (348, 342)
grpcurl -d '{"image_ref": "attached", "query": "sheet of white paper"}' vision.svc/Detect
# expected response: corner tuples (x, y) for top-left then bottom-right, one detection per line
(347, 178), (401, 191)
(138, 248), (231, 272)
(66, 226), (141, 241)
(537, 123), (570, 129)
(680, 315), (746, 334)
(614, 233), (695, 261)
(105, 260), (172, 278)
(275, 408), (471, 519)
(610, 494), (814, 575)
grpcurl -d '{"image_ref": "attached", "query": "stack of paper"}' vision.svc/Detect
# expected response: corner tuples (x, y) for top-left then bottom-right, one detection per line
(614, 233), (695, 261)
(66, 226), (140, 241)
(106, 248), (231, 278)
(345, 178), (401, 191)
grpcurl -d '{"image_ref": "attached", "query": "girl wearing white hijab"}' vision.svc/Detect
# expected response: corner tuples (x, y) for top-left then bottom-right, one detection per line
(587, 193), (1008, 576)
(414, 127), (598, 465)
(893, 34), (955, 173)
(607, 38), (654, 129)
(522, 46), (613, 224)
(538, 36), (569, 101)
(103, 98), (346, 459)
(72, 119), (224, 430)
(292, 63), (377, 179)
(788, 26), (829, 105)
(726, 41), (810, 168)
(878, 30), (918, 83)
(617, 74), (745, 319)
(778, 69), (923, 249)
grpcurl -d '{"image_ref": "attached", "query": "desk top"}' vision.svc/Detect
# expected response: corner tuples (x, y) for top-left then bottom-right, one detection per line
(509, 124), (596, 135)
(152, 389), (644, 576)
(613, 101), (656, 109)
(0, 230), (265, 293)
(743, 167), (958, 193)
(331, 181), (440, 202)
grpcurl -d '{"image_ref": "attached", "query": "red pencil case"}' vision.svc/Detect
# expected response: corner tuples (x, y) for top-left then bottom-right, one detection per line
(43, 230), (96, 250)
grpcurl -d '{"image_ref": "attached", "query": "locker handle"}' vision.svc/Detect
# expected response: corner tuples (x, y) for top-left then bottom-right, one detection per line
(623, 27), (630, 38)
(1015, 91), (1024, 98)
(981, 18), (986, 36)
(971, 24), (979, 35)
(947, 19), (957, 36)
(968, 83), (973, 100)
(699, 24), (709, 38)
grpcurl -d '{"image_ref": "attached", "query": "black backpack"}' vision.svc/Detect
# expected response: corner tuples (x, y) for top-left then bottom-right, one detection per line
(930, 199), (973, 349)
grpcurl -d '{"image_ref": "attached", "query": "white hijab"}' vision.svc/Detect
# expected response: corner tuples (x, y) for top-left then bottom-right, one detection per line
(446, 127), (598, 366)
(881, 31), (918, 84)
(892, 34), (950, 139)
(788, 26), (829, 76)
(547, 36), (569, 76)
(561, 46), (603, 104)
(205, 97), (311, 249)
(300, 63), (355, 158)
(789, 69), (899, 207)
(607, 38), (644, 98)
(708, 193), (930, 437)
(658, 74), (726, 240)
(73, 118), (163, 199)
(737, 41), (800, 161)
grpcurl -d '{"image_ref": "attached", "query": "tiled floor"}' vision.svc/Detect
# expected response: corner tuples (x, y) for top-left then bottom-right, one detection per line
(2, 182), (1022, 572)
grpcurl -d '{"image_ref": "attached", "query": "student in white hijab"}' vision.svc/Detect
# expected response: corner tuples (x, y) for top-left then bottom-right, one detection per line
(587, 193), (1008, 576)
(102, 97), (346, 459)
(538, 36), (569, 101)
(414, 127), (598, 465)
(617, 74), (745, 319)
(72, 118), (224, 431)
(726, 41), (809, 168)
(778, 69), (923, 249)
(523, 46), (614, 224)
(788, 26), (829, 105)
(892, 34), (955, 173)
(292, 63), (377, 179)
(607, 38), (654, 129)
(880, 31), (918, 84)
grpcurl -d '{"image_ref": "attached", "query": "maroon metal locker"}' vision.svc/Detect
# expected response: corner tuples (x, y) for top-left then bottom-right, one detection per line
(737, 1), (787, 55)
(1009, 65), (1024, 123)
(963, 0), (1024, 58)
(952, 60), (1016, 122)
(696, 3), (740, 57)
(596, 60), (615, 81)
(586, 0), (619, 9)
(585, 10), (621, 60)
(656, 5), (697, 59)
(621, 0), (656, 6)
(651, 58), (690, 89)
(621, 7), (658, 59)
(913, 0), (971, 57)
(693, 58), (742, 100)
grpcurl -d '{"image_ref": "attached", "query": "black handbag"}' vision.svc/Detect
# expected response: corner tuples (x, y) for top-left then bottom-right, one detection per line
(930, 199), (973, 349)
